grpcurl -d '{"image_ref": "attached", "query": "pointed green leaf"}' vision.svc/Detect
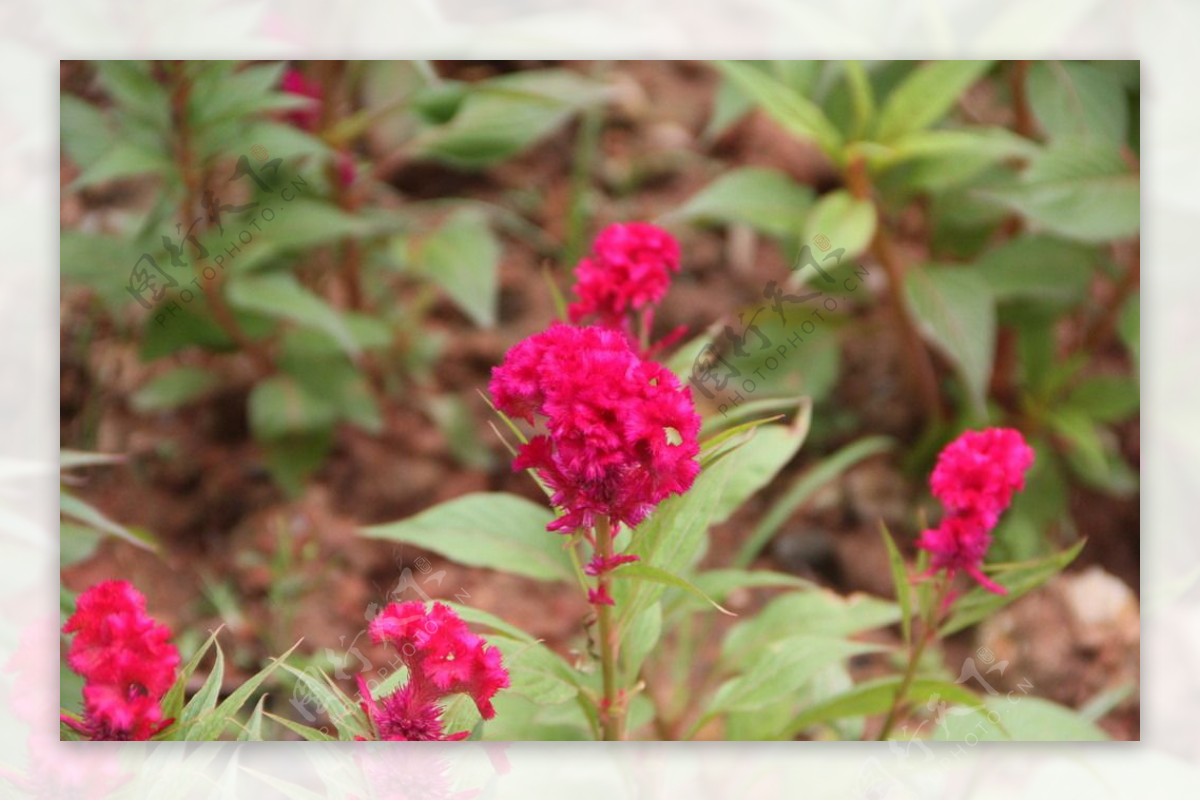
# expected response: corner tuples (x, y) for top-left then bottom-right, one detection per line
(904, 264), (995, 417)
(360, 493), (572, 582)
(716, 61), (842, 158)
(876, 61), (992, 142)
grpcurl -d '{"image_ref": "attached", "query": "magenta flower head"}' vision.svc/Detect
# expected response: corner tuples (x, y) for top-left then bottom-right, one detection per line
(358, 601), (509, 741)
(916, 428), (1035, 594)
(490, 323), (701, 535)
(568, 223), (682, 329)
(61, 580), (181, 740)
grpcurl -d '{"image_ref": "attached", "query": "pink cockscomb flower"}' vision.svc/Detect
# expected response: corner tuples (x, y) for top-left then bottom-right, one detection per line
(490, 323), (701, 535)
(280, 68), (322, 131)
(916, 428), (1035, 594)
(61, 580), (181, 741)
(357, 602), (509, 741)
(568, 223), (682, 329)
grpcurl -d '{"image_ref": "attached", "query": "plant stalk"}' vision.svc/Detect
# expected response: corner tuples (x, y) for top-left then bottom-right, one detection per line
(845, 155), (944, 422)
(593, 515), (622, 740)
(877, 576), (949, 740)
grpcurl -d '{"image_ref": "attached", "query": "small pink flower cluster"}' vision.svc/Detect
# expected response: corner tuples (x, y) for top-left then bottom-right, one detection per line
(357, 601), (509, 741)
(569, 222), (681, 331)
(490, 323), (701, 536)
(61, 581), (181, 740)
(916, 428), (1035, 594)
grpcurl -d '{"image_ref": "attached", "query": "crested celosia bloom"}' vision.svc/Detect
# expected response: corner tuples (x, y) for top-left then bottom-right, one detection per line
(61, 580), (181, 741)
(916, 428), (1035, 594)
(357, 601), (509, 741)
(490, 323), (701, 535)
(568, 223), (682, 329)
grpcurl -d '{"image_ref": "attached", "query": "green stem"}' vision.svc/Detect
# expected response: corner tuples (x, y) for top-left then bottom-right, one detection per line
(593, 515), (622, 740)
(877, 575), (950, 740)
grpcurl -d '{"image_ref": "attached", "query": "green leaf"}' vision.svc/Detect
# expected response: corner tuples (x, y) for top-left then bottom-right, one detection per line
(237, 695), (268, 741)
(189, 62), (297, 131)
(703, 74), (754, 141)
(690, 569), (811, 604)
(933, 695), (1107, 741)
(70, 142), (172, 189)
(721, 589), (899, 671)
(614, 562), (734, 616)
(444, 602), (539, 644)
(248, 374), (338, 440)
(245, 199), (381, 255)
(61, 522), (103, 566)
(715, 61), (843, 159)
(1063, 375), (1139, 423)
(227, 272), (357, 355)
(277, 331), (383, 434)
(904, 264), (996, 417)
(1048, 410), (1138, 495)
(875, 61), (992, 142)
(880, 522), (913, 647)
(415, 208), (500, 328)
(260, 430), (334, 497)
(843, 61), (876, 140)
(672, 167), (814, 239)
(710, 420), (810, 526)
(178, 640), (226, 729)
(360, 493), (574, 582)
(786, 676), (986, 736)
(60, 488), (156, 552)
(871, 127), (1037, 172)
(735, 435), (893, 567)
(280, 664), (369, 740)
(235, 121), (331, 163)
(413, 69), (605, 168)
(61, 94), (116, 168)
(492, 638), (581, 706)
(160, 629), (221, 723)
(707, 636), (881, 718)
(939, 539), (1086, 636)
(60, 450), (125, 470)
(976, 234), (1096, 305)
(265, 711), (336, 741)
(140, 299), (238, 359)
(621, 603), (663, 679)
(1028, 61), (1128, 146)
(979, 142), (1139, 243)
(802, 190), (876, 261)
(94, 61), (170, 130)
(131, 367), (219, 412)
(189, 640), (301, 740)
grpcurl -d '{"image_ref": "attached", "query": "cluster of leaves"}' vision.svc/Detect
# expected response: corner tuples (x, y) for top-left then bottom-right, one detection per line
(61, 60), (607, 492)
(670, 60), (1139, 559)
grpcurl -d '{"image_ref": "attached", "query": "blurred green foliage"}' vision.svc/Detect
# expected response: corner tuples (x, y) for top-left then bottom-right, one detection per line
(61, 60), (606, 492)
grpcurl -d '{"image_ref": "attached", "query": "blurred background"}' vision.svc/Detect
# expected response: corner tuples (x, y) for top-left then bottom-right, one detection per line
(59, 60), (1140, 738)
